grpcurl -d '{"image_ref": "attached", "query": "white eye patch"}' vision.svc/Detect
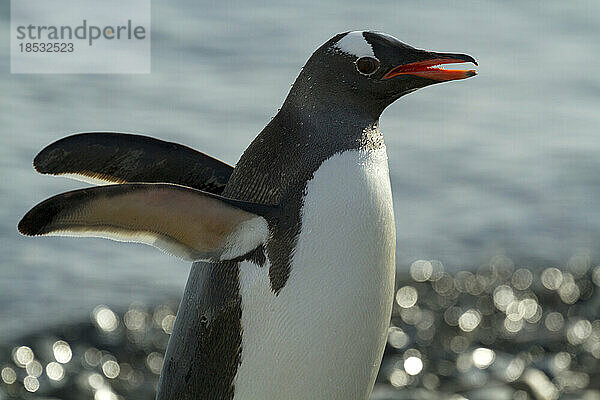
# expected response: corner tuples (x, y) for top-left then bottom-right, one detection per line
(333, 31), (375, 58)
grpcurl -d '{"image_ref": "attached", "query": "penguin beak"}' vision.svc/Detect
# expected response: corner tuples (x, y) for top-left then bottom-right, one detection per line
(382, 52), (478, 82)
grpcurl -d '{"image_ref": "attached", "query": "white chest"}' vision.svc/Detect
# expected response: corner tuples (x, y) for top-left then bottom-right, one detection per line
(233, 147), (396, 400)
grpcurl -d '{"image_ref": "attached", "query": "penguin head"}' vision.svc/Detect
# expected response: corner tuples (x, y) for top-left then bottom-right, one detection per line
(292, 31), (477, 118)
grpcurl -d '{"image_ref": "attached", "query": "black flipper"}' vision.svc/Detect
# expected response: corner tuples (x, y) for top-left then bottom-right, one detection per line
(33, 132), (233, 194)
(18, 183), (275, 262)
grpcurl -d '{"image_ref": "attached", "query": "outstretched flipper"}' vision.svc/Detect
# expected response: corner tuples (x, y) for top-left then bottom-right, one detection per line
(33, 132), (233, 194)
(18, 183), (274, 262)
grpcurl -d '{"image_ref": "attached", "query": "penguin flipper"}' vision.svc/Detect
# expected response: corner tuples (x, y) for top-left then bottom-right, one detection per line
(33, 132), (233, 194)
(18, 183), (272, 262)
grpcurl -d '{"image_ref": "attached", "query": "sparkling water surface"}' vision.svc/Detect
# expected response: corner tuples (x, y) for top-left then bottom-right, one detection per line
(1, 1), (600, 398)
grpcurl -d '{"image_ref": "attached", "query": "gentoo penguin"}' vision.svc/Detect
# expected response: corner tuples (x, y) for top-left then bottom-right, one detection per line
(19, 31), (476, 399)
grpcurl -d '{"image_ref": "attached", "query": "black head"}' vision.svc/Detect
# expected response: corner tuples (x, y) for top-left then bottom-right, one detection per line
(286, 31), (477, 119)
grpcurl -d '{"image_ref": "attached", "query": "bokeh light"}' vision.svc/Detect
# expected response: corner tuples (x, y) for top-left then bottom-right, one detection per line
(504, 357), (525, 382)
(124, 307), (147, 331)
(13, 346), (34, 367)
(95, 388), (119, 400)
(512, 268), (533, 290)
(567, 319), (592, 345)
(53, 340), (72, 364)
(88, 372), (106, 390)
(161, 314), (176, 334)
(458, 309), (481, 332)
(102, 360), (120, 379)
(541, 267), (563, 290)
(545, 312), (564, 332)
(1, 367), (16, 384)
(396, 286), (418, 308)
(388, 326), (409, 349)
(26, 360), (42, 377)
(592, 266), (600, 286)
(472, 348), (495, 369)
(23, 375), (40, 392)
(84, 347), (103, 367)
(146, 352), (163, 375)
(404, 356), (423, 376)
(557, 273), (580, 304)
(46, 362), (65, 381)
(389, 369), (408, 388)
(410, 260), (433, 282)
(1, 257), (598, 399)
(553, 352), (571, 371)
(493, 285), (514, 312)
(93, 305), (119, 332)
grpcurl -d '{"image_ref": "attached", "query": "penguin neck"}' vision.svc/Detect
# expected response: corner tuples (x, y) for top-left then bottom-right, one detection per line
(274, 95), (383, 176)
(281, 72), (381, 135)
(279, 93), (380, 151)
(224, 80), (385, 207)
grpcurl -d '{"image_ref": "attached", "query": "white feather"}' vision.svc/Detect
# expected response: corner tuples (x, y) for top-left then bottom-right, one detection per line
(334, 31), (375, 58)
(45, 228), (200, 261)
(234, 147), (396, 400)
(58, 172), (125, 185)
(220, 217), (269, 261)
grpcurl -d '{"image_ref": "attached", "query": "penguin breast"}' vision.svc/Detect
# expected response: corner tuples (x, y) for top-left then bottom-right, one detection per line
(234, 146), (396, 400)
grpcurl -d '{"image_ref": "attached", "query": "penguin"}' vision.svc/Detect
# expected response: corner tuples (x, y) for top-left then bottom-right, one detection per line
(19, 31), (477, 400)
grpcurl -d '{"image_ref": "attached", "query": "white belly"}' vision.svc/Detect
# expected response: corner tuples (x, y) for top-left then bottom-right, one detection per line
(233, 147), (396, 400)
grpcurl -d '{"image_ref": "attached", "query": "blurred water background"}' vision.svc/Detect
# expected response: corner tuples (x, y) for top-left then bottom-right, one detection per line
(1, 0), (600, 399)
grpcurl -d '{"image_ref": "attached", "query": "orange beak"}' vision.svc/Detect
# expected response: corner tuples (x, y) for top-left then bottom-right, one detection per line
(383, 57), (477, 82)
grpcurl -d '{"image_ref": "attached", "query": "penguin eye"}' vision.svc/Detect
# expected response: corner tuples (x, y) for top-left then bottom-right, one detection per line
(355, 57), (380, 76)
